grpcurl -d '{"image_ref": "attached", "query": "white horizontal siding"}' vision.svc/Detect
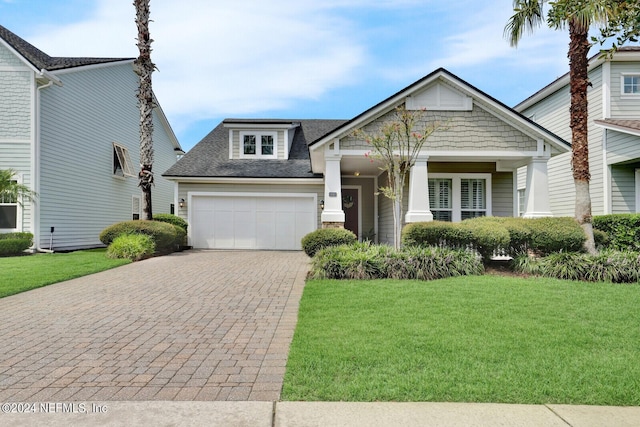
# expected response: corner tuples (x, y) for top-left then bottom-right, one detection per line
(607, 130), (640, 165)
(610, 62), (640, 118)
(39, 62), (178, 250)
(611, 165), (637, 213)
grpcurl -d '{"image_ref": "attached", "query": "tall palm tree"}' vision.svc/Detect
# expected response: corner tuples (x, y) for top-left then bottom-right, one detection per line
(505, 0), (625, 254)
(134, 0), (155, 220)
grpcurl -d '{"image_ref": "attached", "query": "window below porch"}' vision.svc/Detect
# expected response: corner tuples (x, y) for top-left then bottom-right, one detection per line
(428, 174), (491, 222)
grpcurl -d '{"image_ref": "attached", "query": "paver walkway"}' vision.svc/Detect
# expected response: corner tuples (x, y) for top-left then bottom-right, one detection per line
(0, 250), (309, 402)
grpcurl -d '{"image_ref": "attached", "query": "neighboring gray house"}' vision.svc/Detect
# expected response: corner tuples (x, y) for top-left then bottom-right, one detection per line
(516, 47), (640, 216)
(164, 68), (570, 249)
(0, 25), (183, 250)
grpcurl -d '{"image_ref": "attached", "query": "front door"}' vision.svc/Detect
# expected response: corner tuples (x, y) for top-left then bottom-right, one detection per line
(342, 188), (359, 239)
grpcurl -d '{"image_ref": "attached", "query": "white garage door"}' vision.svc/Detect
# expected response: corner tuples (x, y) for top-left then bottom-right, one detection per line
(190, 193), (316, 250)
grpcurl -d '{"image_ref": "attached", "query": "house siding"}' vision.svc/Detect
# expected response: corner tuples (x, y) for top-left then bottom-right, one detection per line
(38, 63), (177, 250)
(340, 105), (538, 152)
(610, 62), (640, 118)
(607, 129), (640, 165)
(0, 43), (33, 233)
(377, 172), (394, 245)
(521, 66), (605, 216)
(611, 164), (638, 213)
(230, 129), (286, 159)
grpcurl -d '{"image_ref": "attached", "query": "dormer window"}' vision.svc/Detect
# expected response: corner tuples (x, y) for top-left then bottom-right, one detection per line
(622, 74), (640, 95)
(240, 131), (277, 158)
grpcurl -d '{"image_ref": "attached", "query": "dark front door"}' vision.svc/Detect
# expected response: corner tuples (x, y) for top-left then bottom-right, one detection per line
(342, 188), (359, 239)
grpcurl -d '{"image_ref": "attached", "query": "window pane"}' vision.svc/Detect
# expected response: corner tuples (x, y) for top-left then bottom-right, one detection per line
(261, 135), (274, 155)
(461, 211), (486, 220)
(429, 179), (451, 209)
(243, 135), (256, 155)
(624, 75), (640, 94)
(0, 205), (17, 228)
(432, 210), (452, 222)
(461, 179), (485, 209)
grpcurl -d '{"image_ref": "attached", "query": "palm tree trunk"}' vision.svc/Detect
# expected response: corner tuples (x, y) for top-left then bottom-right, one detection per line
(134, 0), (155, 220)
(568, 19), (596, 254)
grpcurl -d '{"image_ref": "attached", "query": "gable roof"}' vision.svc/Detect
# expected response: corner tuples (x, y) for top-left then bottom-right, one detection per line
(0, 24), (132, 71)
(595, 119), (640, 137)
(163, 119), (346, 179)
(309, 67), (570, 151)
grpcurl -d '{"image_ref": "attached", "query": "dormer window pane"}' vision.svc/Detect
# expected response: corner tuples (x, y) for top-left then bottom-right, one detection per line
(244, 135), (256, 155)
(261, 135), (274, 155)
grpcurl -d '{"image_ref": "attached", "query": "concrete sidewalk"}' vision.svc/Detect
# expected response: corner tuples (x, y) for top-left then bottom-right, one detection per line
(2, 401), (640, 426)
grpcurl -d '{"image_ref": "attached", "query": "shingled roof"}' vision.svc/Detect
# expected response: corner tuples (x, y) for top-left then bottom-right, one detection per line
(0, 24), (132, 71)
(163, 119), (347, 179)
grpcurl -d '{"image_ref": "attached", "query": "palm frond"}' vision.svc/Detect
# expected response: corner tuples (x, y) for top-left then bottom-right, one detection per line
(504, 0), (546, 46)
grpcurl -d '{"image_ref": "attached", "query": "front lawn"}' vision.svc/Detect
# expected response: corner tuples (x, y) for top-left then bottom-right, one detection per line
(282, 276), (640, 405)
(0, 249), (130, 298)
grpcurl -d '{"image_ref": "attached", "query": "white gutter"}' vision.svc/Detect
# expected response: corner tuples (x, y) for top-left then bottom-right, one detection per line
(32, 72), (61, 253)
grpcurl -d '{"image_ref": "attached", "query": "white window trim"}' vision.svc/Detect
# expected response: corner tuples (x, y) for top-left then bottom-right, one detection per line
(239, 131), (278, 159)
(113, 142), (136, 177)
(429, 173), (492, 222)
(0, 174), (23, 231)
(620, 73), (640, 97)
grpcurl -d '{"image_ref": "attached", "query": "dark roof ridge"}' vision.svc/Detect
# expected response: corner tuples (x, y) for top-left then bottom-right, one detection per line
(0, 24), (132, 71)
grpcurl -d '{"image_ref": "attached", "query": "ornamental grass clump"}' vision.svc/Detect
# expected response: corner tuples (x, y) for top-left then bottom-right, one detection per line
(309, 242), (483, 280)
(106, 234), (155, 261)
(513, 250), (640, 283)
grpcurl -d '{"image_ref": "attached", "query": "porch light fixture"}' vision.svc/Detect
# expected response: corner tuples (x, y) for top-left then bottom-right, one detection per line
(320, 199), (324, 210)
(179, 198), (185, 208)
(354, 171), (360, 176)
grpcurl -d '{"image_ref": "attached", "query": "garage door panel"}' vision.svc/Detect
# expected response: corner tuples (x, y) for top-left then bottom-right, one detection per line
(191, 194), (315, 250)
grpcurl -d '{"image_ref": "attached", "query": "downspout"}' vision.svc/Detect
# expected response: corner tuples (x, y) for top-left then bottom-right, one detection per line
(33, 70), (62, 253)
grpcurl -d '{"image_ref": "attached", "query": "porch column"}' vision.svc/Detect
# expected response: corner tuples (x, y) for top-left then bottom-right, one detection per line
(405, 156), (433, 223)
(523, 158), (553, 218)
(321, 154), (345, 227)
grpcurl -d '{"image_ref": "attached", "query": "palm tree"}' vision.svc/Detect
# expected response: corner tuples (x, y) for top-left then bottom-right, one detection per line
(134, 0), (155, 220)
(504, 0), (627, 254)
(0, 169), (35, 205)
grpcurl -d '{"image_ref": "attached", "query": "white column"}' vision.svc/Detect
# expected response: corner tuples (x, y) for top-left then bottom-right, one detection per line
(405, 156), (433, 223)
(523, 158), (553, 218)
(321, 155), (345, 223)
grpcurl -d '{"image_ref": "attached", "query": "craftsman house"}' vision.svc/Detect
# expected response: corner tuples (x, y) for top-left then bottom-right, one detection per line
(164, 68), (570, 250)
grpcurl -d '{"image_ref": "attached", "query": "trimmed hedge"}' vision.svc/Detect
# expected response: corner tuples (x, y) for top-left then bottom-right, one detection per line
(0, 232), (33, 256)
(309, 242), (484, 280)
(153, 213), (188, 233)
(593, 214), (640, 251)
(402, 216), (586, 259)
(107, 234), (155, 261)
(301, 228), (357, 257)
(99, 220), (178, 254)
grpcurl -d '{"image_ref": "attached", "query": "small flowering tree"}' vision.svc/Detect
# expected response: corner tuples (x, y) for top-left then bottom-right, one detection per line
(354, 104), (444, 249)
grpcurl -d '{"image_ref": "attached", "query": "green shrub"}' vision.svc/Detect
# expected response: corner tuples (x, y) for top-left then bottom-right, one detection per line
(309, 242), (483, 280)
(460, 217), (511, 262)
(99, 220), (177, 254)
(593, 228), (610, 250)
(0, 232), (33, 256)
(172, 224), (187, 250)
(521, 217), (586, 256)
(153, 213), (188, 233)
(513, 250), (640, 283)
(593, 214), (640, 251)
(301, 228), (357, 257)
(107, 234), (156, 261)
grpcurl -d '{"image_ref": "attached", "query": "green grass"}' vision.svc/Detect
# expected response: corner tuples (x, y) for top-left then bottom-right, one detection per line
(0, 249), (130, 298)
(282, 276), (640, 405)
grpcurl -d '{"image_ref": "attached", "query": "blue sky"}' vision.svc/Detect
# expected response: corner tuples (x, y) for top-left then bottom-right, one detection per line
(1, 0), (627, 151)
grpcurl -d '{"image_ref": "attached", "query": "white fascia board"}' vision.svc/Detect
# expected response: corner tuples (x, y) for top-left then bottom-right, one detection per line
(222, 122), (299, 130)
(595, 121), (640, 137)
(163, 176), (324, 184)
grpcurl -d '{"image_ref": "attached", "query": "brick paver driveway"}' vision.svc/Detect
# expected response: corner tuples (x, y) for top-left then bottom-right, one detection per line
(0, 250), (309, 402)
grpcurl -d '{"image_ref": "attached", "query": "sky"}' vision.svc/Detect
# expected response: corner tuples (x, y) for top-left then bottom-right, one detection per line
(0, 0), (631, 152)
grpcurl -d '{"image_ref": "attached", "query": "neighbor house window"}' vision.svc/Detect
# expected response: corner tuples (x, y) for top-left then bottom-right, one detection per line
(240, 131), (277, 158)
(113, 142), (135, 177)
(0, 180), (18, 229)
(622, 74), (640, 95)
(428, 174), (491, 222)
(518, 189), (526, 216)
